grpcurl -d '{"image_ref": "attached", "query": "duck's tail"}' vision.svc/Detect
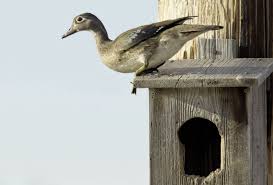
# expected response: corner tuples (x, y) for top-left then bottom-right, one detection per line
(179, 24), (223, 33)
(175, 24), (223, 41)
(205, 25), (224, 30)
(174, 24), (223, 40)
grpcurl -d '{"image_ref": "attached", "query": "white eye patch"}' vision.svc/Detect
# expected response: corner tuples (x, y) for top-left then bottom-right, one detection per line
(76, 16), (84, 23)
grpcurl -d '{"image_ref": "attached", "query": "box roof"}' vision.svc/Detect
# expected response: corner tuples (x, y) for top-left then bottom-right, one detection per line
(134, 58), (273, 88)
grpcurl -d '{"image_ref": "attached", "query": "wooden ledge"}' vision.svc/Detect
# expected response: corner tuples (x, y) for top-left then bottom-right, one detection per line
(134, 58), (273, 88)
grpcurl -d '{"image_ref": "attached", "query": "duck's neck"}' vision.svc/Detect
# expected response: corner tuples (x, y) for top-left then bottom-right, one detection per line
(92, 22), (112, 52)
(95, 30), (110, 45)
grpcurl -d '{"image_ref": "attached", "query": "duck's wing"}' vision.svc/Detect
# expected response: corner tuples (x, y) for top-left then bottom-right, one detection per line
(113, 16), (196, 52)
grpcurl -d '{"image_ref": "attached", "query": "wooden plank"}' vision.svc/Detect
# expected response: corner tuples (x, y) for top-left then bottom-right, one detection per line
(135, 58), (273, 88)
(267, 75), (273, 185)
(246, 83), (268, 185)
(150, 88), (249, 185)
(239, 0), (273, 58)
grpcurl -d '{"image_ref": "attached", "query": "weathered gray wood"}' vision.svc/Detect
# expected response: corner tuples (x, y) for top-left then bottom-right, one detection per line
(267, 76), (273, 185)
(158, 0), (273, 59)
(158, 0), (237, 59)
(150, 88), (249, 185)
(239, 0), (273, 58)
(155, 1), (273, 185)
(246, 83), (268, 185)
(238, 1), (273, 182)
(135, 58), (273, 88)
(196, 39), (238, 59)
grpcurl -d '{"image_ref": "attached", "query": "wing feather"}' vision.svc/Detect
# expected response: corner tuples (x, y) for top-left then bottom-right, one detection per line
(113, 16), (197, 52)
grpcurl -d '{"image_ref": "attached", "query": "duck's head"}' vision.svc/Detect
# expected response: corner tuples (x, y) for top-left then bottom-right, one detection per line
(62, 13), (106, 39)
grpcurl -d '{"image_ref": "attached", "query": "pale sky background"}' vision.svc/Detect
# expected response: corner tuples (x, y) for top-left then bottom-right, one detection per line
(0, 1), (157, 185)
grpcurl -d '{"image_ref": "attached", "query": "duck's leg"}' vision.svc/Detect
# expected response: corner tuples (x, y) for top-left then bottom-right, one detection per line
(131, 61), (148, 94)
(135, 64), (148, 76)
(140, 68), (159, 75)
(136, 61), (165, 76)
(136, 55), (149, 75)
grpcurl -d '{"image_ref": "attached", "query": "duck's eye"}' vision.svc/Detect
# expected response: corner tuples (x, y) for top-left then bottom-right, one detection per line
(76, 17), (84, 23)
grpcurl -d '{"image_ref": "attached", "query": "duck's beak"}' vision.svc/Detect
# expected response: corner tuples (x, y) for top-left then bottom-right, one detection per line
(62, 27), (77, 39)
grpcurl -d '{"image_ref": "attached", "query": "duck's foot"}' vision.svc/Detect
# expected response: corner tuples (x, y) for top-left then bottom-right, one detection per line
(131, 87), (137, 94)
(136, 68), (159, 76)
(144, 68), (159, 74)
(130, 82), (137, 95)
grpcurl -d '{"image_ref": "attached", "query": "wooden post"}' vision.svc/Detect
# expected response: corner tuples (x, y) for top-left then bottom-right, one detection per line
(158, 0), (273, 184)
(158, 0), (239, 59)
(158, 0), (273, 58)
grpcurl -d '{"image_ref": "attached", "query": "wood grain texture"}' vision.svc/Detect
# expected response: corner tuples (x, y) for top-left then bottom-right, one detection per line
(246, 83), (268, 185)
(135, 58), (273, 88)
(158, 0), (273, 58)
(239, 0), (273, 58)
(156, 1), (273, 184)
(267, 75), (273, 185)
(196, 39), (238, 59)
(158, 0), (239, 59)
(149, 88), (249, 185)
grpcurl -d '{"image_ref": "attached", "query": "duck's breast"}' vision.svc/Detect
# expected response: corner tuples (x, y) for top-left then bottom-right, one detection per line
(100, 51), (144, 73)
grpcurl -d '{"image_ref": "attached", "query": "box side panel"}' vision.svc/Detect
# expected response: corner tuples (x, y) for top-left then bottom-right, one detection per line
(149, 88), (250, 185)
(246, 83), (268, 185)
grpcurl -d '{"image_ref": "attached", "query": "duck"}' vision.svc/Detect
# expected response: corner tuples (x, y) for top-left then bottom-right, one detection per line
(62, 13), (223, 93)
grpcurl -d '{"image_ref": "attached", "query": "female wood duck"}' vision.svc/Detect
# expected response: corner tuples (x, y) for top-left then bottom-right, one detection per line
(62, 13), (222, 93)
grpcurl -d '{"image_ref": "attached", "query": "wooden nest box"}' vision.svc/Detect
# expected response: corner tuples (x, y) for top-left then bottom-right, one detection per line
(134, 58), (273, 185)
